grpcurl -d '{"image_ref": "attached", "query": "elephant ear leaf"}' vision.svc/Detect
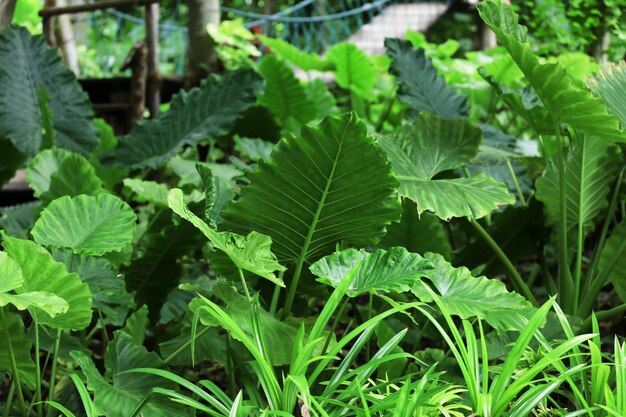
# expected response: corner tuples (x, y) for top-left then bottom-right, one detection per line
(477, 0), (624, 142)
(168, 188), (285, 287)
(385, 38), (468, 118)
(1, 234), (92, 330)
(0, 26), (99, 156)
(31, 194), (137, 256)
(412, 253), (533, 332)
(220, 112), (401, 265)
(0, 251), (68, 316)
(72, 331), (186, 417)
(379, 112), (514, 220)
(589, 62), (626, 127)
(310, 247), (434, 297)
(102, 68), (264, 169)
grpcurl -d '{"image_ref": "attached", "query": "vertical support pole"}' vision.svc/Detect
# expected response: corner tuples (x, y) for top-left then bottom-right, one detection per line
(43, 0), (57, 46)
(145, 1), (160, 118)
(0, 0), (17, 29)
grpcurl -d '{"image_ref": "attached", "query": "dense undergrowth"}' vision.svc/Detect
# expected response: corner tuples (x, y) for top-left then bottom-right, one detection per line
(1, 0), (626, 416)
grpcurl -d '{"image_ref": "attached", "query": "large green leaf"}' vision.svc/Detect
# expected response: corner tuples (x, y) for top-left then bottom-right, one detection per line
(220, 112), (401, 264)
(2, 234), (92, 330)
(598, 220), (626, 303)
(258, 35), (333, 71)
(535, 137), (621, 249)
(477, 0), (624, 142)
(411, 253), (532, 332)
(378, 112), (514, 220)
(0, 201), (39, 239)
(385, 38), (468, 118)
(168, 188), (285, 286)
(310, 247), (433, 297)
(72, 331), (185, 417)
(378, 199), (452, 259)
(25, 148), (72, 197)
(0, 26), (99, 156)
(590, 62), (626, 127)
(258, 55), (316, 126)
(0, 312), (36, 390)
(326, 43), (375, 98)
(123, 178), (169, 207)
(103, 69), (264, 169)
(41, 152), (103, 201)
(0, 251), (68, 315)
(31, 194), (137, 256)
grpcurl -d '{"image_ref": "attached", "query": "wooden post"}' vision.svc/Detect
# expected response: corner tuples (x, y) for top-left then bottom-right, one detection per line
(43, 0), (57, 46)
(145, 2), (160, 118)
(0, 0), (17, 29)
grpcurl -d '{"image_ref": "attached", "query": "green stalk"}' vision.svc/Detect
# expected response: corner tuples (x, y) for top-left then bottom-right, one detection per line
(0, 308), (27, 416)
(554, 124), (574, 310)
(237, 267), (251, 303)
(470, 219), (537, 306)
(269, 284), (281, 316)
(46, 329), (62, 417)
(33, 314), (43, 417)
(505, 159), (526, 206)
(163, 326), (211, 365)
(3, 381), (15, 417)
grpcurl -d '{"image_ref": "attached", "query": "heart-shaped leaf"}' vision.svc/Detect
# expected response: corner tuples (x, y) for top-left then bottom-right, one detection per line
(31, 194), (137, 256)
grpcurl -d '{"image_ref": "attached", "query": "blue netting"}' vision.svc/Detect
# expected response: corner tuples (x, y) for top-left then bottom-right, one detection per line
(84, 0), (449, 75)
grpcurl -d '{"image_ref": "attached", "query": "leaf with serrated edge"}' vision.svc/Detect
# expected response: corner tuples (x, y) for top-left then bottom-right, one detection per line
(379, 112), (514, 219)
(412, 253), (533, 332)
(168, 189), (285, 286)
(385, 38), (468, 118)
(311, 247), (433, 297)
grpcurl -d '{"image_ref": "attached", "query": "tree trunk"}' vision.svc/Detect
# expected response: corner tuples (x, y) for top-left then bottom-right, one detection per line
(264, 0), (278, 15)
(56, 0), (80, 75)
(0, 0), (17, 29)
(187, 0), (219, 81)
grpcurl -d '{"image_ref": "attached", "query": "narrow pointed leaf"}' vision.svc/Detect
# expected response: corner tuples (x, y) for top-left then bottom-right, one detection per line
(31, 194), (137, 256)
(385, 38), (468, 118)
(478, 0), (624, 142)
(310, 247), (434, 297)
(220, 112), (401, 264)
